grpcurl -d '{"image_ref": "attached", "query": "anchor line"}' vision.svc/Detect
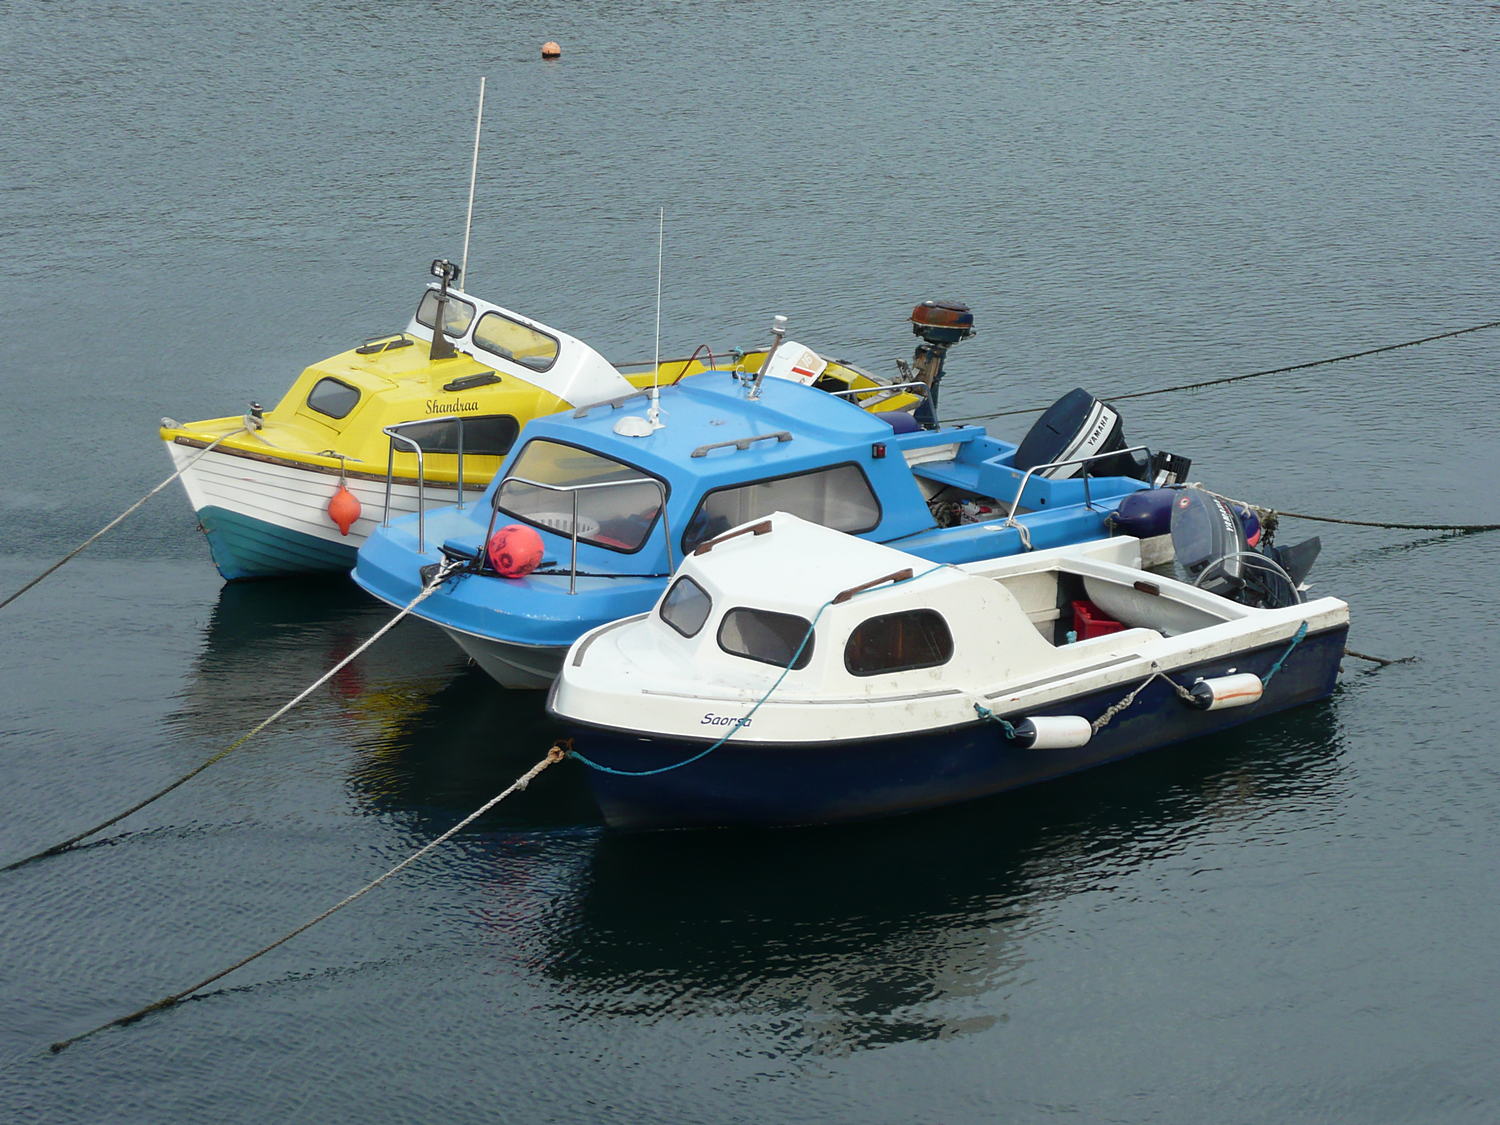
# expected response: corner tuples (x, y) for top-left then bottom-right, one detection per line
(1, 560), (466, 874)
(944, 318), (1500, 424)
(47, 745), (567, 1055)
(0, 426), (250, 612)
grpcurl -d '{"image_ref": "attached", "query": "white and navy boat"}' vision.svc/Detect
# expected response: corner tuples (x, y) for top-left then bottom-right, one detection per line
(354, 319), (1195, 688)
(549, 503), (1348, 830)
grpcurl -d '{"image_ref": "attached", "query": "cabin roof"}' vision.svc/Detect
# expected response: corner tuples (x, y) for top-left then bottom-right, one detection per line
(512, 371), (899, 490)
(677, 512), (958, 617)
(405, 283), (635, 407)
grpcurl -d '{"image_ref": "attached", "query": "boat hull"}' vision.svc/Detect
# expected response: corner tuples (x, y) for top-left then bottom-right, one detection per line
(441, 627), (567, 690)
(565, 624), (1348, 830)
(165, 439), (474, 580)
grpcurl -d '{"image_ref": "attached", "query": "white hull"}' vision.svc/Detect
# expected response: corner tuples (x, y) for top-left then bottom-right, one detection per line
(165, 439), (476, 577)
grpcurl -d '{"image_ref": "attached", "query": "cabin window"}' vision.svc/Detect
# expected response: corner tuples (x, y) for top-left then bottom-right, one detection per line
(472, 311), (560, 372)
(844, 609), (954, 677)
(494, 439), (665, 553)
(660, 577), (712, 638)
(682, 463), (880, 552)
(388, 415), (519, 457)
(718, 608), (815, 670)
(415, 290), (477, 337)
(306, 377), (361, 419)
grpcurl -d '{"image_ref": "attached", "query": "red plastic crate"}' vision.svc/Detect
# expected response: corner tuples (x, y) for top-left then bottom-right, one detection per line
(1071, 599), (1125, 640)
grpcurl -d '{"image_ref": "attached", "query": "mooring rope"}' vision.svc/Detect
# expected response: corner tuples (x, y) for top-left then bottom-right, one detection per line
(1189, 485), (1500, 537)
(943, 319), (1500, 425)
(569, 563), (951, 777)
(1343, 647), (1416, 668)
(1, 560), (465, 874)
(1262, 510), (1499, 533)
(0, 427), (249, 612)
(47, 744), (566, 1054)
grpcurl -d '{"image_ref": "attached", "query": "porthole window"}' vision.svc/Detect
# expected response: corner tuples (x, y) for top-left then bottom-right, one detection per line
(660, 577), (712, 638)
(718, 608), (814, 669)
(306, 377), (361, 419)
(844, 609), (953, 676)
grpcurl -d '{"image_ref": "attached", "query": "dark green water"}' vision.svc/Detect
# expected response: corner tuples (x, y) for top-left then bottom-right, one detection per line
(2, 2), (1496, 1121)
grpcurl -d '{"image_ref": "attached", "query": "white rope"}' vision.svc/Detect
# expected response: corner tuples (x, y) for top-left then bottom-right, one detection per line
(49, 743), (566, 1053)
(1, 426), (247, 611)
(1089, 669), (1196, 734)
(2, 559), (465, 872)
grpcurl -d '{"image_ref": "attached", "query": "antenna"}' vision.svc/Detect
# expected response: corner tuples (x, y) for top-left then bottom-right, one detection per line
(649, 207), (664, 429)
(613, 209), (669, 438)
(460, 77), (486, 285)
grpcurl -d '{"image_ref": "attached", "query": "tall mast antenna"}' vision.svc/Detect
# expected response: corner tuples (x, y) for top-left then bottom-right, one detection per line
(648, 208), (665, 429)
(460, 77), (486, 285)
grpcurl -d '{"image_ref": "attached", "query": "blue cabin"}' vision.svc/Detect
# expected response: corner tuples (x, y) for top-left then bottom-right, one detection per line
(353, 371), (1169, 688)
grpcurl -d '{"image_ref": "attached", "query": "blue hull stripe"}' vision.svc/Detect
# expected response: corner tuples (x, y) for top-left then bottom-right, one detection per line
(199, 506), (357, 581)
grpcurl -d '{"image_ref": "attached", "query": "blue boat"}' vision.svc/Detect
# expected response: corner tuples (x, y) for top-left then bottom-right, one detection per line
(354, 358), (1189, 689)
(549, 513), (1348, 830)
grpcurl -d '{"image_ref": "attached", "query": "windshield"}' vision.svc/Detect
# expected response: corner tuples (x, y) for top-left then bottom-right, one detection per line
(472, 310), (559, 372)
(416, 289), (477, 337)
(494, 440), (665, 553)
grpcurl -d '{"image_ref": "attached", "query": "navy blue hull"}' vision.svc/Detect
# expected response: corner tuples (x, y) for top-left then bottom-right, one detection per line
(570, 626), (1348, 830)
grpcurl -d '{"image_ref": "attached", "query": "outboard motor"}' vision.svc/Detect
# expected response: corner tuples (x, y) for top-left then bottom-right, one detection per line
(1170, 487), (1321, 610)
(1013, 388), (1191, 485)
(907, 300), (975, 429)
(1109, 485), (1258, 541)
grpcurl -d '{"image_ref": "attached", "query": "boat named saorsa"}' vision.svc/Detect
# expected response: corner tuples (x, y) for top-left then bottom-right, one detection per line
(551, 511), (1348, 830)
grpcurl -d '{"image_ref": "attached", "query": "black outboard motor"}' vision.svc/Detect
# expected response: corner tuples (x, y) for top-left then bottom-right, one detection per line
(1013, 387), (1191, 485)
(1170, 487), (1321, 610)
(908, 300), (975, 429)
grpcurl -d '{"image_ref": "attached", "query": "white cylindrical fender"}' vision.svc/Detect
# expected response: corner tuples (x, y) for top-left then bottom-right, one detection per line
(1011, 715), (1093, 749)
(1188, 673), (1264, 710)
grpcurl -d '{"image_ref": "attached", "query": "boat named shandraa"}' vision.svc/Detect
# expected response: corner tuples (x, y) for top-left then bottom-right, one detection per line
(160, 260), (916, 580)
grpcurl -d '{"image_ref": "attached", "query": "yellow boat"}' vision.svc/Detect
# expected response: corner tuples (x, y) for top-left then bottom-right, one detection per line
(160, 260), (920, 580)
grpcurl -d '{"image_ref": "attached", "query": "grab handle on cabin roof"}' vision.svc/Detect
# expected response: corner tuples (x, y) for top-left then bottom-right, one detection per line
(693, 519), (773, 556)
(690, 431), (793, 459)
(571, 388), (655, 419)
(832, 568), (915, 604)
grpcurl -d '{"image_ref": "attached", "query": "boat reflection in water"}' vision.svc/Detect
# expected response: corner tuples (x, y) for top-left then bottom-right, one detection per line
(345, 697), (1346, 1061)
(173, 575), (599, 830)
(169, 578), (470, 750)
(551, 707), (1345, 1057)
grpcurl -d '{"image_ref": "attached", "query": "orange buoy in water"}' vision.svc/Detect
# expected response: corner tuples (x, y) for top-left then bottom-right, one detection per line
(328, 484), (362, 536)
(541, 40), (562, 58)
(487, 523), (544, 577)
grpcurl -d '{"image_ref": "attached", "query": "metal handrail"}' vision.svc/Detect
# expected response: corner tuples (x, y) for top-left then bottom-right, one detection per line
(381, 415), (471, 552)
(497, 474), (673, 595)
(1000, 444), (1152, 533)
(825, 380), (928, 400)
